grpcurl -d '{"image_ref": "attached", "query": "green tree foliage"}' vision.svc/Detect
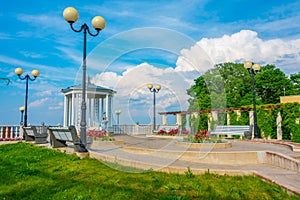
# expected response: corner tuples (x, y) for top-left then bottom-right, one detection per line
(187, 62), (296, 111)
(290, 72), (300, 94)
(187, 76), (212, 111)
(255, 65), (295, 104)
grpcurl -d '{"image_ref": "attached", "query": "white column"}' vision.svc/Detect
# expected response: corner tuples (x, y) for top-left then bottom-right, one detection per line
(77, 93), (82, 127)
(71, 92), (75, 125)
(236, 110), (241, 121)
(226, 112), (230, 125)
(176, 113), (182, 126)
(108, 95), (113, 127)
(277, 112), (282, 140)
(208, 113), (212, 131)
(90, 97), (94, 127)
(101, 98), (104, 121)
(88, 97), (91, 127)
(105, 94), (109, 118)
(63, 95), (68, 126)
(211, 111), (218, 121)
(68, 96), (72, 126)
(162, 114), (167, 125)
(91, 97), (95, 127)
(95, 98), (99, 126)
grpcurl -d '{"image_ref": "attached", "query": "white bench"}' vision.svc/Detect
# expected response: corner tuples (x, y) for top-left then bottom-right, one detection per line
(210, 125), (251, 139)
(48, 125), (88, 152)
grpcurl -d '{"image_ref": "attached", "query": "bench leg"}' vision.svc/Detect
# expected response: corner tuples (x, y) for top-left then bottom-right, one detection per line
(51, 137), (67, 148)
(74, 142), (88, 152)
(25, 134), (34, 141)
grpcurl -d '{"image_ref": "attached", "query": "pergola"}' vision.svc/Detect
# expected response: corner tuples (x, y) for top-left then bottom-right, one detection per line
(61, 82), (116, 129)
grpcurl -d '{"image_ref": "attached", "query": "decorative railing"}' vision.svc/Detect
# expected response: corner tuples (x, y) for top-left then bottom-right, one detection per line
(112, 124), (153, 135)
(0, 124), (59, 141)
(0, 124), (154, 140)
(0, 125), (22, 140)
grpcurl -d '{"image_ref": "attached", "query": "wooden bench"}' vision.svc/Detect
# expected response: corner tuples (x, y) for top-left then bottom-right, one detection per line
(22, 126), (48, 144)
(48, 125), (88, 152)
(210, 125), (251, 139)
(155, 124), (180, 134)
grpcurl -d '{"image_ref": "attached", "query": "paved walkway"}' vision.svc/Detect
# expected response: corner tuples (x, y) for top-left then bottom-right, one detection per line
(88, 135), (300, 195)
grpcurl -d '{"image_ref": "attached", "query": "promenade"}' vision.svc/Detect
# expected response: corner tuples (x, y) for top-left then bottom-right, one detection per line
(2, 135), (300, 195)
(88, 135), (300, 195)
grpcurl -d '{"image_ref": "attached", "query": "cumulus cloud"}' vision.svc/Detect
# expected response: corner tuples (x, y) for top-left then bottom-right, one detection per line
(195, 30), (300, 74)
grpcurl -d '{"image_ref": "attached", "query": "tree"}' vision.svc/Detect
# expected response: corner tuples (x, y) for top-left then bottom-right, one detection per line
(290, 73), (300, 94)
(187, 62), (253, 111)
(255, 65), (294, 104)
(187, 62), (295, 111)
(187, 76), (211, 111)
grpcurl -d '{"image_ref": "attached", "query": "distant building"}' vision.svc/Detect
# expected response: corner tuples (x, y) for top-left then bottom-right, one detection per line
(61, 83), (116, 129)
(280, 95), (300, 104)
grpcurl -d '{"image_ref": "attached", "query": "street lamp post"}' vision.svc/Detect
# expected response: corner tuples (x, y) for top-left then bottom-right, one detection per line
(148, 84), (161, 132)
(15, 68), (40, 127)
(63, 7), (106, 146)
(244, 61), (261, 139)
(19, 106), (25, 124)
(115, 110), (122, 125)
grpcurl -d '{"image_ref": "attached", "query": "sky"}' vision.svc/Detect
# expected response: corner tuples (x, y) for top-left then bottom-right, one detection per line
(0, 0), (300, 126)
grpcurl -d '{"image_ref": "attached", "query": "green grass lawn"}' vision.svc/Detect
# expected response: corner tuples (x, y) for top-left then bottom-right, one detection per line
(0, 142), (299, 200)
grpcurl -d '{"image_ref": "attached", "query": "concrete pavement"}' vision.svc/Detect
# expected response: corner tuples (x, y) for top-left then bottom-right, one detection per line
(88, 135), (300, 195)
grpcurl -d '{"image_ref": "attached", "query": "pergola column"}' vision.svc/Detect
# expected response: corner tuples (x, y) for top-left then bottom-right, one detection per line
(176, 113), (182, 126)
(162, 114), (167, 125)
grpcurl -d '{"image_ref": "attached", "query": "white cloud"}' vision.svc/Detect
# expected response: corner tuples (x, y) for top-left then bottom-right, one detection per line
(49, 102), (63, 110)
(35, 90), (52, 97)
(92, 62), (191, 124)
(20, 51), (45, 59)
(174, 30), (300, 75)
(194, 30), (300, 74)
(29, 98), (49, 108)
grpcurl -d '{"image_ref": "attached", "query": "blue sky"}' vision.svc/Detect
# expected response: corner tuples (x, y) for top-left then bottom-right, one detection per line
(1, 0), (300, 126)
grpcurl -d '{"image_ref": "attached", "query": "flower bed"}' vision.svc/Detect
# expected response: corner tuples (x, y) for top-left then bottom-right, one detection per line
(87, 129), (115, 141)
(180, 130), (230, 148)
(157, 128), (179, 136)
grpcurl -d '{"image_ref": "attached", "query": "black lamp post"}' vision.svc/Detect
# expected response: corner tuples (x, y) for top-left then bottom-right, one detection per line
(148, 84), (161, 132)
(244, 61), (261, 139)
(19, 106), (25, 124)
(15, 68), (40, 127)
(63, 7), (106, 146)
